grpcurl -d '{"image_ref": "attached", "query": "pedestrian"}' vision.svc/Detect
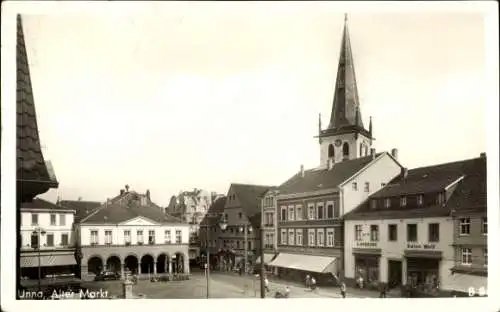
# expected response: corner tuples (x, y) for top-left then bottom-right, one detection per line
(305, 275), (311, 289)
(284, 286), (290, 298)
(310, 276), (317, 291)
(340, 281), (347, 298)
(379, 282), (387, 298)
(264, 276), (270, 292)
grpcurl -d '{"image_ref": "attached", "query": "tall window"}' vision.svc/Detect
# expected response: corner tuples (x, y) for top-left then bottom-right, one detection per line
(388, 224), (397, 241)
(461, 248), (472, 265)
(342, 142), (349, 158)
(281, 229), (287, 245)
(148, 230), (155, 244)
(355, 225), (362, 241)
(370, 225), (379, 241)
(460, 218), (471, 235)
(124, 230), (131, 244)
(61, 233), (69, 246)
(328, 144), (335, 158)
(308, 229), (315, 247)
(288, 229), (295, 245)
(281, 207), (287, 221)
(436, 193), (445, 205)
(370, 200), (377, 209)
(90, 230), (98, 245)
(327, 202), (334, 219)
(308, 205), (315, 220)
(105, 230), (112, 245)
(364, 182), (370, 192)
(484, 248), (488, 266)
(164, 230), (171, 243)
(317, 229), (325, 246)
(384, 198), (391, 208)
(288, 206), (295, 221)
(407, 224), (418, 242)
(237, 241), (241, 249)
(46, 234), (54, 247)
(400, 196), (407, 207)
(352, 182), (358, 191)
(482, 217), (487, 235)
(296, 229), (303, 246)
(317, 204), (324, 219)
(175, 230), (182, 244)
(326, 229), (334, 247)
(137, 230), (144, 244)
(269, 233), (275, 248)
(31, 234), (39, 248)
(31, 213), (38, 226)
(295, 205), (303, 220)
(334, 202), (340, 218)
(59, 214), (66, 226)
(50, 214), (56, 226)
(417, 195), (423, 206)
(428, 223), (440, 242)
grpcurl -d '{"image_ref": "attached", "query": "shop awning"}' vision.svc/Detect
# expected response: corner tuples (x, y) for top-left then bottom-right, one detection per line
(255, 253), (276, 264)
(268, 253), (337, 274)
(20, 254), (76, 268)
(404, 250), (442, 259)
(352, 248), (382, 256)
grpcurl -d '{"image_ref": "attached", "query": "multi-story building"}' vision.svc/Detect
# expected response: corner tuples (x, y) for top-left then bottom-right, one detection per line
(199, 196), (227, 269)
(20, 199), (77, 279)
(16, 15), (59, 292)
(268, 16), (403, 285)
(220, 183), (275, 271)
(75, 189), (190, 280)
(258, 188), (279, 268)
(343, 155), (487, 296)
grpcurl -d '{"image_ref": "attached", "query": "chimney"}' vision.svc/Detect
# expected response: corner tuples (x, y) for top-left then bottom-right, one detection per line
(146, 189), (151, 200)
(391, 148), (398, 160)
(327, 158), (334, 170)
(300, 165), (305, 177)
(480, 152), (486, 158)
(370, 148), (376, 159)
(120, 189), (125, 196)
(401, 167), (409, 181)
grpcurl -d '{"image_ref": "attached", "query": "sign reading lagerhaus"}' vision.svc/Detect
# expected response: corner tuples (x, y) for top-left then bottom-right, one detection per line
(355, 241), (378, 247)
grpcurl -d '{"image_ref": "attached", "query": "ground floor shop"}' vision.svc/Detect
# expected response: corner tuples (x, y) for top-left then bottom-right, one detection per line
(20, 250), (78, 279)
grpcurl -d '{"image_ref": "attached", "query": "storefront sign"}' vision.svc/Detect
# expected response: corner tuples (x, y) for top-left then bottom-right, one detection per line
(356, 241), (378, 248)
(406, 243), (437, 250)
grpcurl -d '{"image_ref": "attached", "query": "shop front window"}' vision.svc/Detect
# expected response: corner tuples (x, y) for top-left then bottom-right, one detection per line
(406, 258), (440, 295)
(355, 257), (379, 284)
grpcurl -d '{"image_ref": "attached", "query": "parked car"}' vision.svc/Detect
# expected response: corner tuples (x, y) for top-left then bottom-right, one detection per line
(94, 271), (121, 281)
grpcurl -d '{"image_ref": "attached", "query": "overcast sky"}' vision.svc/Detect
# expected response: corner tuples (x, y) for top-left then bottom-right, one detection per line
(19, 3), (487, 207)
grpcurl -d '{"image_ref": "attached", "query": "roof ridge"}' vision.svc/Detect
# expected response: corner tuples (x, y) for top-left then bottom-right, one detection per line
(408, 156), (485, 172)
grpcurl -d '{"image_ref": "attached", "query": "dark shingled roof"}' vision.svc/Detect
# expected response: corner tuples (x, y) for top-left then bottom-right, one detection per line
(200, 196), (227, 227)
(80, 191), (185, 225)
(59, 200), (102, 223)
(16, 15), (57, 188)
(21, 198), (73, 212)
(278, 154), (382, 195)
(344, 155), (487, 220)
(232, 183), (275, 218)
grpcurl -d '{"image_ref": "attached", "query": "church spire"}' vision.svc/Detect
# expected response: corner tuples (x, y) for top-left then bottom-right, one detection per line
(325, 14), (368, 136)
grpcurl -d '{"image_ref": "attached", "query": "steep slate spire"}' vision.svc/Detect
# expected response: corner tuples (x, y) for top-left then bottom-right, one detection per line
(326, 14), (366, 133)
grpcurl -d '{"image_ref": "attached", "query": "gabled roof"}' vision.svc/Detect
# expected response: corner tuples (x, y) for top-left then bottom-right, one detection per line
(200, 196), (227, 227)
(230, 183), (275, 218)
(21, 198), (73, 212)
(344, 155), (487, 220)
(16, 14), (58, 192)
(80, 191), (185, 225)
(278, 153), (382, 195)
(59, 200), (101, 222)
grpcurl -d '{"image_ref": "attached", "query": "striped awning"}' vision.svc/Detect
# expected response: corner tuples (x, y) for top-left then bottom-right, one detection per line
(20, 254), (76, 268)
(255, 253), (276, 264)
(268, 253), (337, 274)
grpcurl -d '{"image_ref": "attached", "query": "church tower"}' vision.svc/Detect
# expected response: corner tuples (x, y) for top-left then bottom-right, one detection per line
(317, 14), (374, 168)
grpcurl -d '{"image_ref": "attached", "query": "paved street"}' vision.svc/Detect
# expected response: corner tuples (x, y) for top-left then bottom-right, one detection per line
(89, 271), (396, 299)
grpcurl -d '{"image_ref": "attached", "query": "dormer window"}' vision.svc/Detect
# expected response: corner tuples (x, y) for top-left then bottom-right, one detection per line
(364, 182), (370, 192)
(370, 199), (377, 209)
(384, 198), (391, 208)
(352, 182), (358, 191)
(436, 193), (445, 205)
(417, 195), (423, 206)
(400, 196), (407, 207)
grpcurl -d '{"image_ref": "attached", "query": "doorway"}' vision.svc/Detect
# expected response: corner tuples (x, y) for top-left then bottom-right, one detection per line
(388, 260), (402, 289)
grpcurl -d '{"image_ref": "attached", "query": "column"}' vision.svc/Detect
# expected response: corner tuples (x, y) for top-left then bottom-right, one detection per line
(138, 263), (142, 275)
(153, 262), (157, 275)
(81, 265), (89, 281)
(184, 257), (190, 274)
(121, 264), (125, 279)
(402, 258), (407, 285)
(164, 260), (168, 273)
(168, 261), (173, 275)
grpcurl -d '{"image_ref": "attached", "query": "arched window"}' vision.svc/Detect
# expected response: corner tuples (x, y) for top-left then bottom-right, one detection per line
(343, 142), (350, 157)
(328, 144), (335, 158)
(360, 143), (363, 157)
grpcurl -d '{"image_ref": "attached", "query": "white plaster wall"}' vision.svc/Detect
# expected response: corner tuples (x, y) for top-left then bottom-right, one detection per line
(319, 133), (372, 167)
(341, 153), (401, 216)
(344, 217), (454, 286)
(20, 211), (75, 248)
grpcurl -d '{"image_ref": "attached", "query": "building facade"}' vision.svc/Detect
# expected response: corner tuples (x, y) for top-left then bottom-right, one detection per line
(20, 199), (77, 279)
(259, 189), (279, 267)
(199, 196), (227, 270)
(75, 189), (190, 280)
(268, 15), (402, 286)
(344, 155), (487, 296)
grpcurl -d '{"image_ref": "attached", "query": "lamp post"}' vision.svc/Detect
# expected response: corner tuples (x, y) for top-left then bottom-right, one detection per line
(239, 224), (253, 293)
(32, 227), (46, 291)
(203, 215), (228, 299)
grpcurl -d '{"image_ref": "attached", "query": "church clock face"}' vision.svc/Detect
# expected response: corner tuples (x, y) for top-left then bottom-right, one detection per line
(334, 139), (342, 147)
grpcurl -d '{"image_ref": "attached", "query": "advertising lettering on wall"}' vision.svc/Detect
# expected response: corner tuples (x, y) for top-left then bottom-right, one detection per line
(355, 241), (378, 248)
(406, 243), (436, 250)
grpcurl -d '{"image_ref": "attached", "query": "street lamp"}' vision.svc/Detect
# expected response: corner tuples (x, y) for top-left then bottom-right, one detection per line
(204, 215), (228, 299)
(32, 227), (46, 291)
(238, 224), (253, 294)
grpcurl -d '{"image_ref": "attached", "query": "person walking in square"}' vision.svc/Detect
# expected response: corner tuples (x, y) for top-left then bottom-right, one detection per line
(305, 275), (311, 289)
(340, 281), (347, 298)
(264, 276), (270, 293)
(379, 282), (387, 298)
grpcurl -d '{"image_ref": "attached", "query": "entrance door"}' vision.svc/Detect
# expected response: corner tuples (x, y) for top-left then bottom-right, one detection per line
(388, 260), (402, 288)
